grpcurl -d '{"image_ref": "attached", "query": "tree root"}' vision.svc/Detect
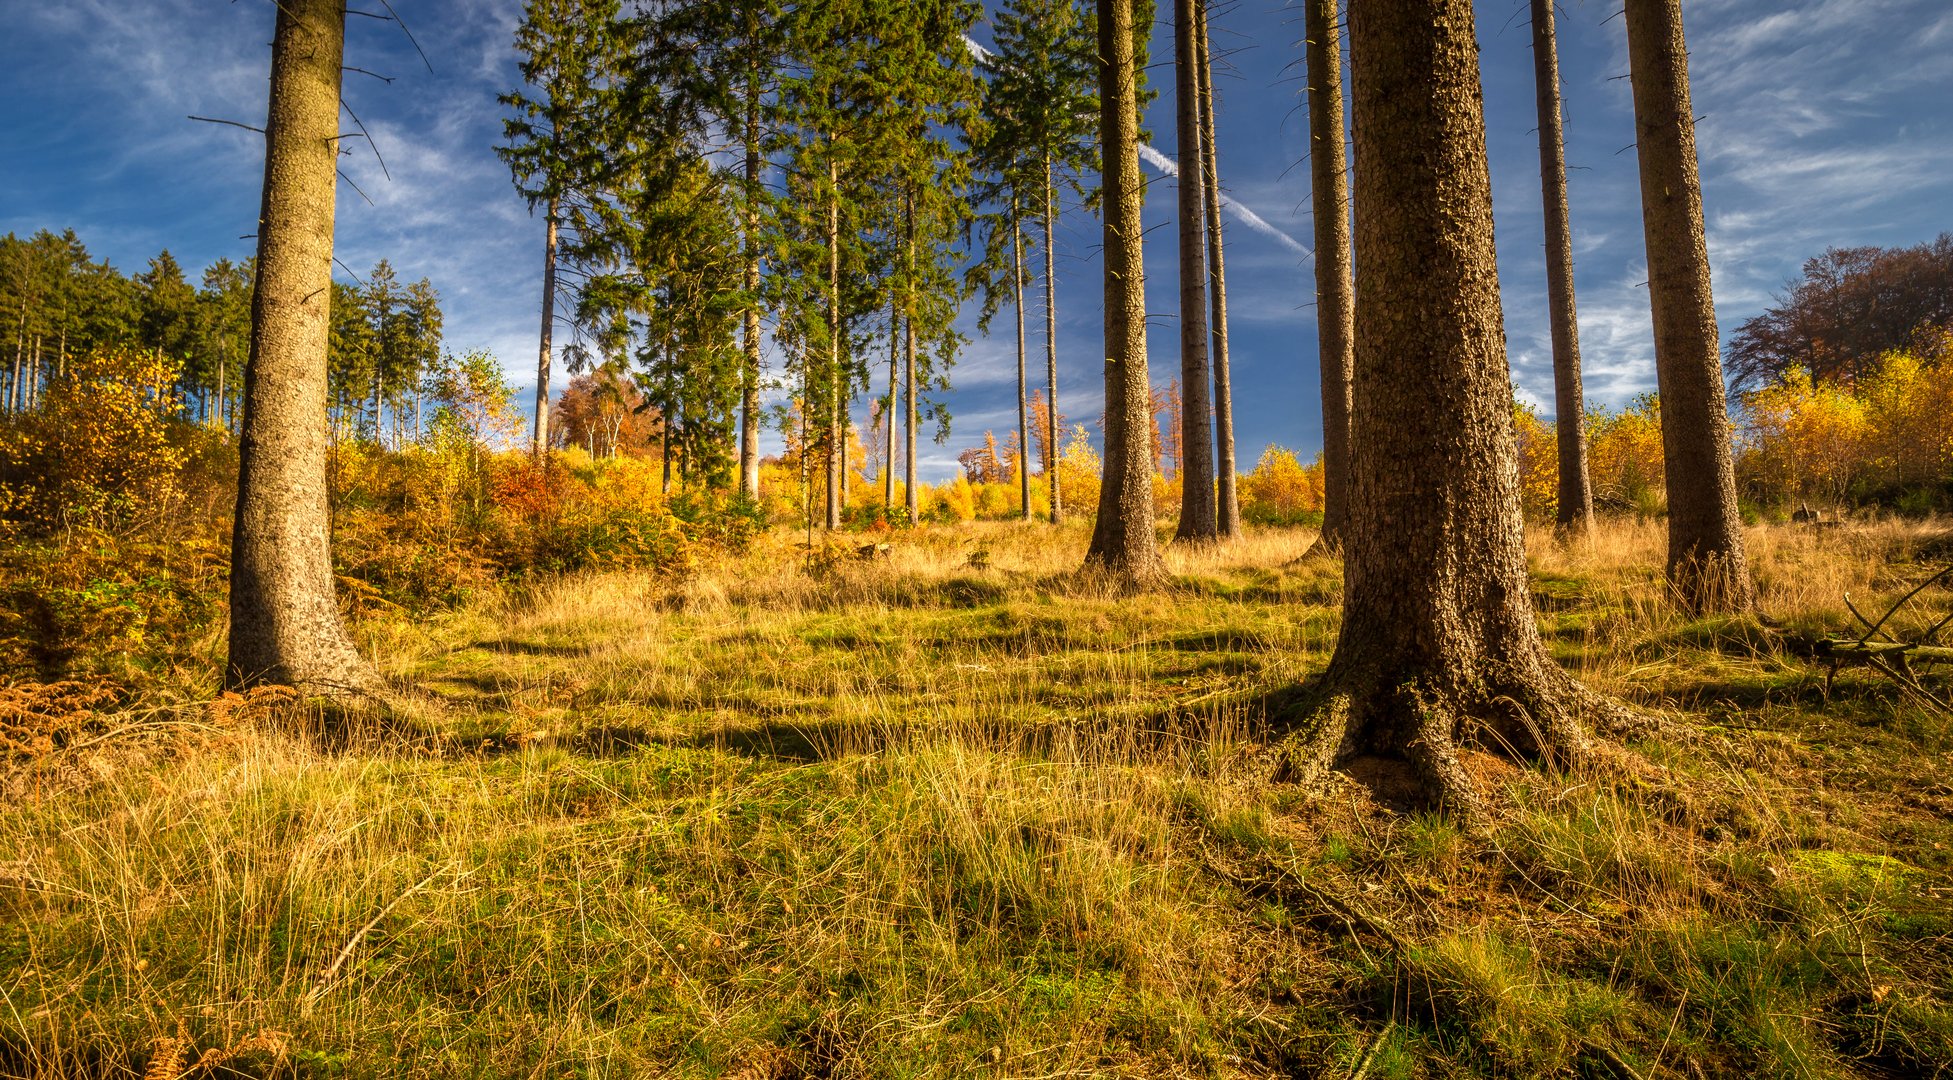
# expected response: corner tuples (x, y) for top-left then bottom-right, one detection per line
(1271, 660), (1637, 821)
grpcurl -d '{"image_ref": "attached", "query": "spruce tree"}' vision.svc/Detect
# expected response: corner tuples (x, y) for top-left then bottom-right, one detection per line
(1195, 0), (1240, 536)
(1531, 0), (1595, 534)
(1172, 0), (1218, 543)
(499, 0), (623, 457)
(228, 0), (378, 695)
(1085, 0), (1166, 586)
(1304, 0), (1354, 550)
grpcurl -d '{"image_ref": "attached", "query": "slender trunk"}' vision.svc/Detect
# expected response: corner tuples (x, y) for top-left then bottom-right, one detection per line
(1012, 204), (1031, 520)
(1531, 0), (1595, 534)
(29, 336), (42, 412)
(369, 291), (386, 447)
(1624, 0), (1755, 612)
(1173, 0), (1218, 542)
(738, 78), (763, 499)
(1085, 0), (1166, 585)
(227, 0), (376, 694)
(1195, 0), (1239, 536)
(885, 298), (898, 509)
(215, 333), (227, 431)
(8, 311), (21, 415)
(1306, 0), (1355, 548)
(1278, 0), (1629, 814)
(904, 194), (919, 524)
(826, 164), (842, 531)
(533, 199), (558, 457)
(1042, 159), (1063, 526)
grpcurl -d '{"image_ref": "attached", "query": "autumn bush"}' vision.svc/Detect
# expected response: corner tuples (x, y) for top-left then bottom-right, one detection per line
(1238, 446), (1325, 526)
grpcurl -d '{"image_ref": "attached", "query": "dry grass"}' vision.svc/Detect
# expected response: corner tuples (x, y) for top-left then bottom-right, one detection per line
(2, 517), (1950, 1077)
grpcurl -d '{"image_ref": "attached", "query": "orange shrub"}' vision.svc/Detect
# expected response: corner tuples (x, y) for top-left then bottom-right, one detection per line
(1239, 446), (1323, 526)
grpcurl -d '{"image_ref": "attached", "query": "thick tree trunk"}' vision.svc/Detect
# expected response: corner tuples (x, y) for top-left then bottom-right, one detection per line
(1278, 0), (1631, 815)
(739, 80), (763, 500)
(1013, 207), (1031, 520)
(1172, 0), (1218, 543)
(1531, 0), (1595, 535)
(228, 0), (378, 695)
(1085, 0), (1166, 586)
(1195, 0), (1239, 537)
(1043, 161), (1063, 526)
(533, 200), (558, 456)
(1624, 0), (1756, 613)
(1305, 0), (1355, 549)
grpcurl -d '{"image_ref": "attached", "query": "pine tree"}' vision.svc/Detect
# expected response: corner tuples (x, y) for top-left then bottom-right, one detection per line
(1624, 0), (1756, 612)
(980, 0), (1096, 525)
(1171, 0), (1218, 543)
(1531, 0), (1595, 534)
(1305, 0), (1354, 550)
(228, 0), (378, 695)
(1085, 0), (1166, 586)
(1195, 0), (1240, 536)
(1278, 0), (1635, 814)
(499, 0), (624, 457)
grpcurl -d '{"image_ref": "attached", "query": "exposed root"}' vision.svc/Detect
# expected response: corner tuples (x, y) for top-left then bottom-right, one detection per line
(1272, 660), (1634, 822)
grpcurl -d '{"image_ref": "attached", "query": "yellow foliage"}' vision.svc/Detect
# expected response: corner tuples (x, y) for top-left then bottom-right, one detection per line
(1238, 446), (1323, 525)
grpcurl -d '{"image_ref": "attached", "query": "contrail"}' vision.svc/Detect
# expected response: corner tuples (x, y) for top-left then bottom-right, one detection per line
(962, 34), (1311, 258)
(1134, 144), (1311, 256)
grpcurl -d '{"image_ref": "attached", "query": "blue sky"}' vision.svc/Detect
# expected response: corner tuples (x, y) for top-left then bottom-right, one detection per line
(5, 0), (1950, 482)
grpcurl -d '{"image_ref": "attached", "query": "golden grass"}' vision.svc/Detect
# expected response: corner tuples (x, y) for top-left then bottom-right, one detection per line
(3, 515), (1950, 1077)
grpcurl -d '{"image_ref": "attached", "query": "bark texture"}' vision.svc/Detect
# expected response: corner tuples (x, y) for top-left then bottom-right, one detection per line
(1305, 0), (1354, 549)
(1196, 0), (1239, 537)
(1531, 0), (1594, 534)
(1172, 0), (1218, 543)
(1280, 0), (1627, 814)
(228, 0), (378, 695)
(1624, 0), (1756, 612)
(1085, 0), (1166, 586)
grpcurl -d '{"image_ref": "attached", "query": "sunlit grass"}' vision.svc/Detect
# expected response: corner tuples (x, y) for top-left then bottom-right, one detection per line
(3, 516), (1950, 1077)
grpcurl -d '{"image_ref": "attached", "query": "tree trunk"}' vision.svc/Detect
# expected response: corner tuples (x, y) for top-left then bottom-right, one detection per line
(1278, 0), (1632, 815)
(825, 166), (842, 531)
(1172, 0), (1217, 543)
(1012, 205), (1031, 521)
(228, 0), (378, 695)
(739, 80), (763, 500)
(1085, 0), (1166, 586)
(885, 299), (899, 509)
(904, 195), (919, 524)
(1042, 159), (1063, 526)
(1624, 0), (1755, 613)
(533, 200), (558, 457)
(1531, 0), (1595, 535)
(1305, 0), (1355, 550)
(1195, 0), (1239, 537)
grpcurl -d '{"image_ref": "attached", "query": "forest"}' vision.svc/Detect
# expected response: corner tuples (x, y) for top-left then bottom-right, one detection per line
(2, 0), (1951, 1077)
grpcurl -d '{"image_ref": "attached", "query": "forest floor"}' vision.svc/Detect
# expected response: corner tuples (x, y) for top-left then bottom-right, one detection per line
(4, 518), (1953, 1078)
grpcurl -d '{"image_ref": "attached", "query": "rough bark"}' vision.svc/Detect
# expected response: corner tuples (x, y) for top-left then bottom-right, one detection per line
(1172, 0), (1218, 543)
(1043, 161), (1063, 526)
(533, 200), (558, 456)
(227, 0), (379, 696)
(1085, 0), (1167, 586)
(1531, 0), (1595, 534)
(1305, 0), (1354, 550)
(1278, 0), (1630, 815)
(1624, 0), (1756, 613)
(1196, 0), (1239, 537)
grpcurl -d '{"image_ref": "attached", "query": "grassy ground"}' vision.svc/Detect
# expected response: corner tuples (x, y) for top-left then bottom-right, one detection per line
(3, 518), (1951, 1078)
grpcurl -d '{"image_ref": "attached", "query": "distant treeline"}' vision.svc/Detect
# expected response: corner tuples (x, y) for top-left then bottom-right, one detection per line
(0, 229), (443, 443)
